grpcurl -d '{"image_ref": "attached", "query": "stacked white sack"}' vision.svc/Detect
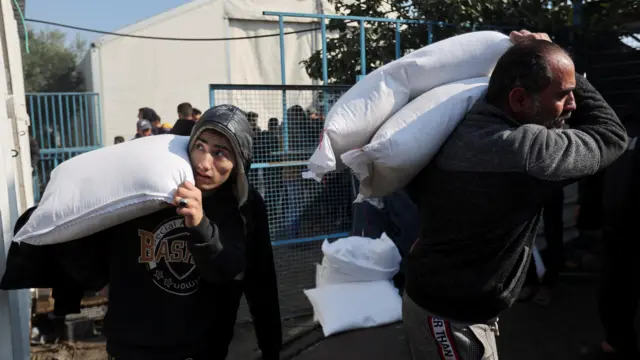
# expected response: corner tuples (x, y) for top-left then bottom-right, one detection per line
(343, 77), (489, 198)
(305, 234), (403, 337)
(306, 31), (512, 181)
(15, 135), (194, 245)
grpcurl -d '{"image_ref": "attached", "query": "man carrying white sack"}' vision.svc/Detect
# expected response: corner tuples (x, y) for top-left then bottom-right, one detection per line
(402, 30), (627, 360)
(1, 105), (282, 360)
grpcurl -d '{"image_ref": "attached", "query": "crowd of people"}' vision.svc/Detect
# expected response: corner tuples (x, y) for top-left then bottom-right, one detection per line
(3, 29), (640, 360)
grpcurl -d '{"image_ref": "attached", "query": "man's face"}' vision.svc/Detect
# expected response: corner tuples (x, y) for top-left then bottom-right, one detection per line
(189, 130), (236, 191)
(137, 111), (143, 120)
(194, 114), (201, 121)
(511, 54), (577, 129)
(138, 128), (152, 137)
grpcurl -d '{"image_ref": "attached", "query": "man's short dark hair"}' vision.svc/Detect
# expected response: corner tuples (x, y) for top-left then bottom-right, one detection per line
(177, 103), (193, 118)
(114, 136), (125, 144)
(486, 40), (571, 107)
(192, 108), (202, 116)
(139, 107), (160, 123)
(247, 112), (258, 121)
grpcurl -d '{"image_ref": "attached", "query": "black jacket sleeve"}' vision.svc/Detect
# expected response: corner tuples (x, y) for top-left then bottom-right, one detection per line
(187, 214), (246, 283)
(243, 192), (282, 359)
(1, 206), (110, 293)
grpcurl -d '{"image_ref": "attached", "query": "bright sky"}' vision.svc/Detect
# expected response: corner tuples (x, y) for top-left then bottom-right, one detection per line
(25, 0), (191, 44)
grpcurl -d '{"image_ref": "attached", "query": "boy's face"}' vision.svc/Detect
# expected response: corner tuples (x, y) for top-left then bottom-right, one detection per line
(189, 130), (236, 191)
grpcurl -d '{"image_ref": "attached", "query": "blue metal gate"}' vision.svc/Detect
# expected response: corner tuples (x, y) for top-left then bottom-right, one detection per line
(210, 84), (355, 320)
(27, 92), (103, 201)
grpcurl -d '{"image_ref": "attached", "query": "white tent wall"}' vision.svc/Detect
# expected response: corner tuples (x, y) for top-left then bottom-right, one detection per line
(83, 0), (338, 145)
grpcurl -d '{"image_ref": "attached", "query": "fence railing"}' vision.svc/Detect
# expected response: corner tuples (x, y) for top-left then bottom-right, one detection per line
(27, 92), (102, 201)
(210, 84), (356, 320)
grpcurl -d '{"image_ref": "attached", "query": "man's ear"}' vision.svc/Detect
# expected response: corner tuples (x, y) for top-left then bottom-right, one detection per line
(507, 87), (529, 114)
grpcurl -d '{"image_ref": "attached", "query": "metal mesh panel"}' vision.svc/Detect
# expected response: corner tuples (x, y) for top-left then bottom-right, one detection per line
(27, 93), (103, 202)
(211, 85), (356, 320)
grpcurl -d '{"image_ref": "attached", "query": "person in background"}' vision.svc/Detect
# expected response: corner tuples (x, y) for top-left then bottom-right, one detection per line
(139, 107), (170, 135)
(582, 99), (640, 360)
(2, 105), (282, 360)
(193, 108), (202, 121)
(403, 32), (627, 360)
(306, 107), (324, 150)
(170, 102), (197, 136)
(134, 119), (153, 139)
(247, 112), (260, 135)
(114, 136), (125, 145)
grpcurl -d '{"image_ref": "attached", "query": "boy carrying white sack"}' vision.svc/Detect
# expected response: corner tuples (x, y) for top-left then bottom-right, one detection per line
(403, 31), (627, 360)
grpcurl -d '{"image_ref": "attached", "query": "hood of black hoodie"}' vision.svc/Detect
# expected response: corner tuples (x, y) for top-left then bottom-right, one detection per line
(189, 105), (254, 206)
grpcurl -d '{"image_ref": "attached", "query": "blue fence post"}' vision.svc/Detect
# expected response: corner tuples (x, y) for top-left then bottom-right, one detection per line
(209, 86), (215, 107)
(359, 20), (366, 77)
(64, 95), (71, 148)
(78, 95), (85, 147)
(321, 17), (330, 117)
(84, 94), (90, 146)
(58, 94), (66, 151)
(278, 15), (289, 153)
(427, 21), (434, 45)
(395, 22), (401, 59)
(96, 94), (103, 146)
(72, 96), (79, 147)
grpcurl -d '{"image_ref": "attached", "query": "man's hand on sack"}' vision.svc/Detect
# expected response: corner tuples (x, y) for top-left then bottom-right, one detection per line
(173, 181), (204, 228)
(509, 30), (552, 44)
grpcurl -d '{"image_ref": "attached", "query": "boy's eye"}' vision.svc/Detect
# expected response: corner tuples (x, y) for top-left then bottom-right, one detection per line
(196, 143), (205, 151)
(214, 150), (227, 158)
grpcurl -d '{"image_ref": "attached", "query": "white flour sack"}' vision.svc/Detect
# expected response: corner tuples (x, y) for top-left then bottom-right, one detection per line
(342, 77), (489, 198)
(306, 31), (512, 181)
(14, 135), (194, 245)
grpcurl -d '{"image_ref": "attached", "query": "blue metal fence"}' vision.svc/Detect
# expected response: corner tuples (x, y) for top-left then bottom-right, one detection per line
(210, 84), (355, 319)
(27, 92), (102, 201)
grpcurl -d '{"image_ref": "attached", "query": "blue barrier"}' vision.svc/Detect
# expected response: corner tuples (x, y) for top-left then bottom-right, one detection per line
(27, 92), (102, 201)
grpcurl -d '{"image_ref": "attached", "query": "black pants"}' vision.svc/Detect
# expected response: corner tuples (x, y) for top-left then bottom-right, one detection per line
(598, 229), (640, 356)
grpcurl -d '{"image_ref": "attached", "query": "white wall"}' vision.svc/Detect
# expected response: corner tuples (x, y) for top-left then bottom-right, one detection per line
(95, 0), (228, 144)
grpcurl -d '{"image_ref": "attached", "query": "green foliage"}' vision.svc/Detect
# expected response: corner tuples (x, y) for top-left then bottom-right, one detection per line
(22, 28), (87, 92)
(302, 0), (638, 84)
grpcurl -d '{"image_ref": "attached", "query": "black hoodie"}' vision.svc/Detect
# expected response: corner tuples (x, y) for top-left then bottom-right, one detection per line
(1, 105), (282, 360)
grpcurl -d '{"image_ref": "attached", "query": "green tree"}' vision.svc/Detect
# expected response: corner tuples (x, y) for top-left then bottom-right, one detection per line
(302, 0), (639, 84)
(22, 28), (87, 93)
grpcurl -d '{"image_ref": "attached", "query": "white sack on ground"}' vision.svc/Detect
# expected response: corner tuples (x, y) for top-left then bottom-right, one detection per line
(343, 77), (489, 198)
(321, 233), (402, 283)
(304, 280), (402, 337)
(15, 135), (194, 245)
(306, 31), (512, 181)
